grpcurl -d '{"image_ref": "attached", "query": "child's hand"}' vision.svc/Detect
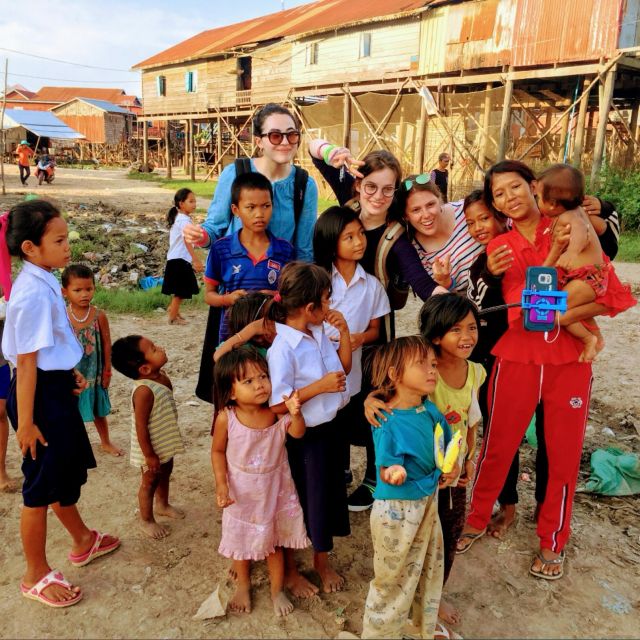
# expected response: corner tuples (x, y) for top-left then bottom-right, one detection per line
(193, 259), (204, 273)
(364, 393), (392, 427)
(72, 369), (88, 395)
(432, 254), (452, 288)
(216, 485), (234, 508)
(350, 333), (365, 351)
(144, 454), (161, 475)
(225, 289), (247, 306)
(381, 464), (406, 486)
(102, 369), (112, 389)
(457, 459), (476, 487)
(325, 309), (349, 336)
(555, 251), (578, 271)
(16, 422), (47, 460)
(283, 390), (301, 416)
(487, 245), (513, 276)
(328, 148), (365, 178)
(320, 371), (347, 394)
(439, 462), (460, 488)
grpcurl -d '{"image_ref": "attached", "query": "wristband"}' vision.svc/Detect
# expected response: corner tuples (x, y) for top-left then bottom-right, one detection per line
(196, 226), (208, 247)
(316, 141), (330, 158)
(322, 144), (338, 165)
(448, 276), (457, 291)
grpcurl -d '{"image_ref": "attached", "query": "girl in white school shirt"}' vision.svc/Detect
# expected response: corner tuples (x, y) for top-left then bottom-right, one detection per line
(266, 262), (351, 597)
(1, 201), (119, 609)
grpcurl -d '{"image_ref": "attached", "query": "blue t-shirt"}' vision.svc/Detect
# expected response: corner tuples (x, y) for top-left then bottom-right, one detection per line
(372, 400), (451, 501)
(205, 230), (294, 341)
(203, 160), (317, 263)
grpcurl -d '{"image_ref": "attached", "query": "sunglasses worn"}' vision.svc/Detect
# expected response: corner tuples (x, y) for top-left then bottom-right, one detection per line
(260, 130), (301, 145)
(362, 182), (397, 198)
(404, 173), (431, 191)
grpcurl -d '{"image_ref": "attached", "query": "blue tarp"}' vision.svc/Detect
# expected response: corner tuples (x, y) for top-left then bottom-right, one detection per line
(1, 108), (85, 140)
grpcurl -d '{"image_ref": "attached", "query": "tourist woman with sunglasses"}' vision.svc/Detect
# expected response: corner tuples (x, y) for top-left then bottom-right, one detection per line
(184, 104), (318, 402)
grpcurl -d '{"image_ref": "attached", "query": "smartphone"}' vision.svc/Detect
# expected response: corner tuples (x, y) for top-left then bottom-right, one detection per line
(523, 267), (559, 332)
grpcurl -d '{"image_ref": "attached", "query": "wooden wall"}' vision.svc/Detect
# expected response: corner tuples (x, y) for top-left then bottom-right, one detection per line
(290, 18), (421, 87)
(251, 41), (293, 105)
(54, 101), (131, 143)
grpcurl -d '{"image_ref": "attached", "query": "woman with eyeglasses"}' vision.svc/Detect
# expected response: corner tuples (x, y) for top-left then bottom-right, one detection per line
(400, 176), (484, 294)
(185, 104), (318, 404)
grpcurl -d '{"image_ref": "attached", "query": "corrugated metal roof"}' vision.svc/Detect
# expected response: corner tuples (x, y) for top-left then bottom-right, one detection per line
(34, 86), (137, 105)
(76, 98), (133, 115)
(1, 109), (84, 139)
(133, 0), (431, 69)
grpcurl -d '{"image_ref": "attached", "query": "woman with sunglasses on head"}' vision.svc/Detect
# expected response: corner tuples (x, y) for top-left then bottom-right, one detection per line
(184, 104), (318, 402)
(309, 141), (447, 339)
(400, 175), (484, 294)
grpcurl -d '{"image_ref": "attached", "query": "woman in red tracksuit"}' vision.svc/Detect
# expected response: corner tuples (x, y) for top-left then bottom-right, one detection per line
(457, 160), (614, 580)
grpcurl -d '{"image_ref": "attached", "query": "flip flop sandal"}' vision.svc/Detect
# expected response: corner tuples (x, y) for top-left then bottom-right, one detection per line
(68, 530), (120, 567)
(455, 529), (486, 555)
(20, 569), (82, 608)
(529, 550), (565, 581)
(434, 622), (464, 640)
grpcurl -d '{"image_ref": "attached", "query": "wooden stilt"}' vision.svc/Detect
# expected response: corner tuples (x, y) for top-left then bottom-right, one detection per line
(624, 101), (639, 167)
(142, 119), (148, 168)
(165, 121), (172, 179)
(497, 75), (514, 161)
(480, 82), (493, 170)
(190, 121), (196, 181)
(217, 115), (223, 173)
(591, 67), (616, 187)
(415, 98), (427, 173)
(342, 88), (351, 149)
(571, 77), (591, 167)
(183, 121), (189, 173)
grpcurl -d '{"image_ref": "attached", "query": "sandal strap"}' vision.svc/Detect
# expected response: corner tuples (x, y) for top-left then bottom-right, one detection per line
(535, 551), (565, 565)
(31, 570), (71, 595)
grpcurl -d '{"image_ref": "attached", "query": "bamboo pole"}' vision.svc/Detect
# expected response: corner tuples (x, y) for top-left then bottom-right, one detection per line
(625, 101), (639, 167)
(415, 98), (427, 173)
(591, 67), (616, 187)
(479, 82), (493, 170)
(189, 121), (196, 181)
(497, 75), (514, 161)
(0, 58), (7, 195)
(571, 77), (591, 167)
(342, 87), (351, 149)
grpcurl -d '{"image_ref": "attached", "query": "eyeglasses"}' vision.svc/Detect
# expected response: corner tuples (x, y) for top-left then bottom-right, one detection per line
(362, 182), (397, 198)
(259, 130), (301, 145)
(403, 173), (430, 191)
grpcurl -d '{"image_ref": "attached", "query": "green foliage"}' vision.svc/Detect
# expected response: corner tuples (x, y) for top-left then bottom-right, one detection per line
(590, 166), (640, 231)
(617, 233), (640, 262)
(92, 286), (205, 315)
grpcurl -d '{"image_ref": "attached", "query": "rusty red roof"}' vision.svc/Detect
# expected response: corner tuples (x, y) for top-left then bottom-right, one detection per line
(133, 0), (430, 69)
(34, 86), (139, 105)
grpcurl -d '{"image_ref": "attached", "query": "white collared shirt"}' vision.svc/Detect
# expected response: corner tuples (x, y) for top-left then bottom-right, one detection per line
(2, 261), (83, 370)
(324, 264), (390, 396)
(268, 322), (349, 427)
(167, 212), (193, 263)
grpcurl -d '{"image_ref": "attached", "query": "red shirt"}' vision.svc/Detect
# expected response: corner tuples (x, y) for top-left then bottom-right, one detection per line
(487, 218), (582, 365)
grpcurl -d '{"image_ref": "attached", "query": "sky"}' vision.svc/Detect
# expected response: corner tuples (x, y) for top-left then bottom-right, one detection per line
(0, 0), (312, 96)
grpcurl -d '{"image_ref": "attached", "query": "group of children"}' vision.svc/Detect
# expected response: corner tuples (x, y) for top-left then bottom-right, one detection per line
(0, 155), (634, 638)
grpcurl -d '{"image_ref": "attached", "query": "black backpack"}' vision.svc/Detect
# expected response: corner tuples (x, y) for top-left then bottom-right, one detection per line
(234, 158), (309, 244)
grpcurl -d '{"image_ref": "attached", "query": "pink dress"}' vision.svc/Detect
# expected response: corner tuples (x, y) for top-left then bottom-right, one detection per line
(218, 408), (310, 560)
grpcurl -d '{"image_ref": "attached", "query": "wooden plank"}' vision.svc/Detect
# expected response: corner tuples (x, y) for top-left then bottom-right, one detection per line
(165, 121), (172, 179)
(342, 89), (351, 149)
(591, 68), (616, 187)
(415, 98), (427, 173)
(479, 82), (493, 171)
(571, 77), (591, 167)
(497, 76), (514, 161)
(142, 119), (148, 167)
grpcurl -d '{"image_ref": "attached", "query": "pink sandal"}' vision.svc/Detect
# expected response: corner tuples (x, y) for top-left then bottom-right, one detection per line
(68, 530), (120, 567)
(20, 569), (82, 608)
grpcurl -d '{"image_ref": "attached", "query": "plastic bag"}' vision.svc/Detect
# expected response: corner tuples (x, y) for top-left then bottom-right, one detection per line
(582, 447), (640, 496)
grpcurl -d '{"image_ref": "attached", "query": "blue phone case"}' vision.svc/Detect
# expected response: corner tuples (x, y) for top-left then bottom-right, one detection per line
(523, 267), (558, 332)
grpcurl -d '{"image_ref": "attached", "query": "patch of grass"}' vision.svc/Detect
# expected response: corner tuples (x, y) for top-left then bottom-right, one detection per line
(618, 233), (640, 263)
(92, 286), (205, 315)
(318, 196), (338, 212)
(127, 172), (216, 198)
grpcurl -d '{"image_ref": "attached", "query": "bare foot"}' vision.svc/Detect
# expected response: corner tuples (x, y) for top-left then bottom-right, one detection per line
(438, 597), (461, 625)
(100, 442), (124, 457)
(22, 574), (81, 603)
(272, 590), (294, 617)
(71, 530), (120, 557)
(168, 316), (187, 325)
(456, 525), (485, 554)
(578, 334), (599, 362)
(155, 503), (185, 519)
(487, 504), (516, 539)
(140, 519), (169, 539)
(227, 564), (238, 581)
(229, 581), (251, 613)
(284, 567), (319, 598)
(0, 475), (17, 493)
(314, 553), (345, 593)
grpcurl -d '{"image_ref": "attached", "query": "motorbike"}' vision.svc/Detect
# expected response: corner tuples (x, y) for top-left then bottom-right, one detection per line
(35, 155), (56, 185)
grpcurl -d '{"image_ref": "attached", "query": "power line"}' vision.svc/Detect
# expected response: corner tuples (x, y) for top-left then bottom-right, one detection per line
(0, 47), (137, 72)
(7, 71), (139, 84)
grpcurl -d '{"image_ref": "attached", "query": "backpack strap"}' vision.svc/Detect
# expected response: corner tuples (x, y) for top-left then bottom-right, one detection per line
(234, 158), (252, 176)
(374, 221), (405, 289)
(292, 165), (309, 245)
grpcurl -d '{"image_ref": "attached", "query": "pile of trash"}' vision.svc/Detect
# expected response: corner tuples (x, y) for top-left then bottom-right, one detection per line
(66, 200), (170, 288)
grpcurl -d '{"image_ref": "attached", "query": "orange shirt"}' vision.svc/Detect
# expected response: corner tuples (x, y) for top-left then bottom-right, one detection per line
(16, 145), (34, 166)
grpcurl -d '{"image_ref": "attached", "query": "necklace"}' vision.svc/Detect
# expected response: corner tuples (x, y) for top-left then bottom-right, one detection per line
(69, 304), (92, 323)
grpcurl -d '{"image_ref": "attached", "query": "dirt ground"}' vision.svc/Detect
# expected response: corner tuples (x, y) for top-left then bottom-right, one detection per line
(0, 166), (639, 639)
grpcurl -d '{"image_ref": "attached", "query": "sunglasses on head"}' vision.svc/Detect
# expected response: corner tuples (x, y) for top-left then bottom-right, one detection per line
(259, 130), (301, 145)
(403, 173), (430, 191)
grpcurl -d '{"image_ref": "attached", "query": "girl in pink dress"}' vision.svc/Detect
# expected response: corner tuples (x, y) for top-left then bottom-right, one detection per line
(211, 347), (309, 617)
